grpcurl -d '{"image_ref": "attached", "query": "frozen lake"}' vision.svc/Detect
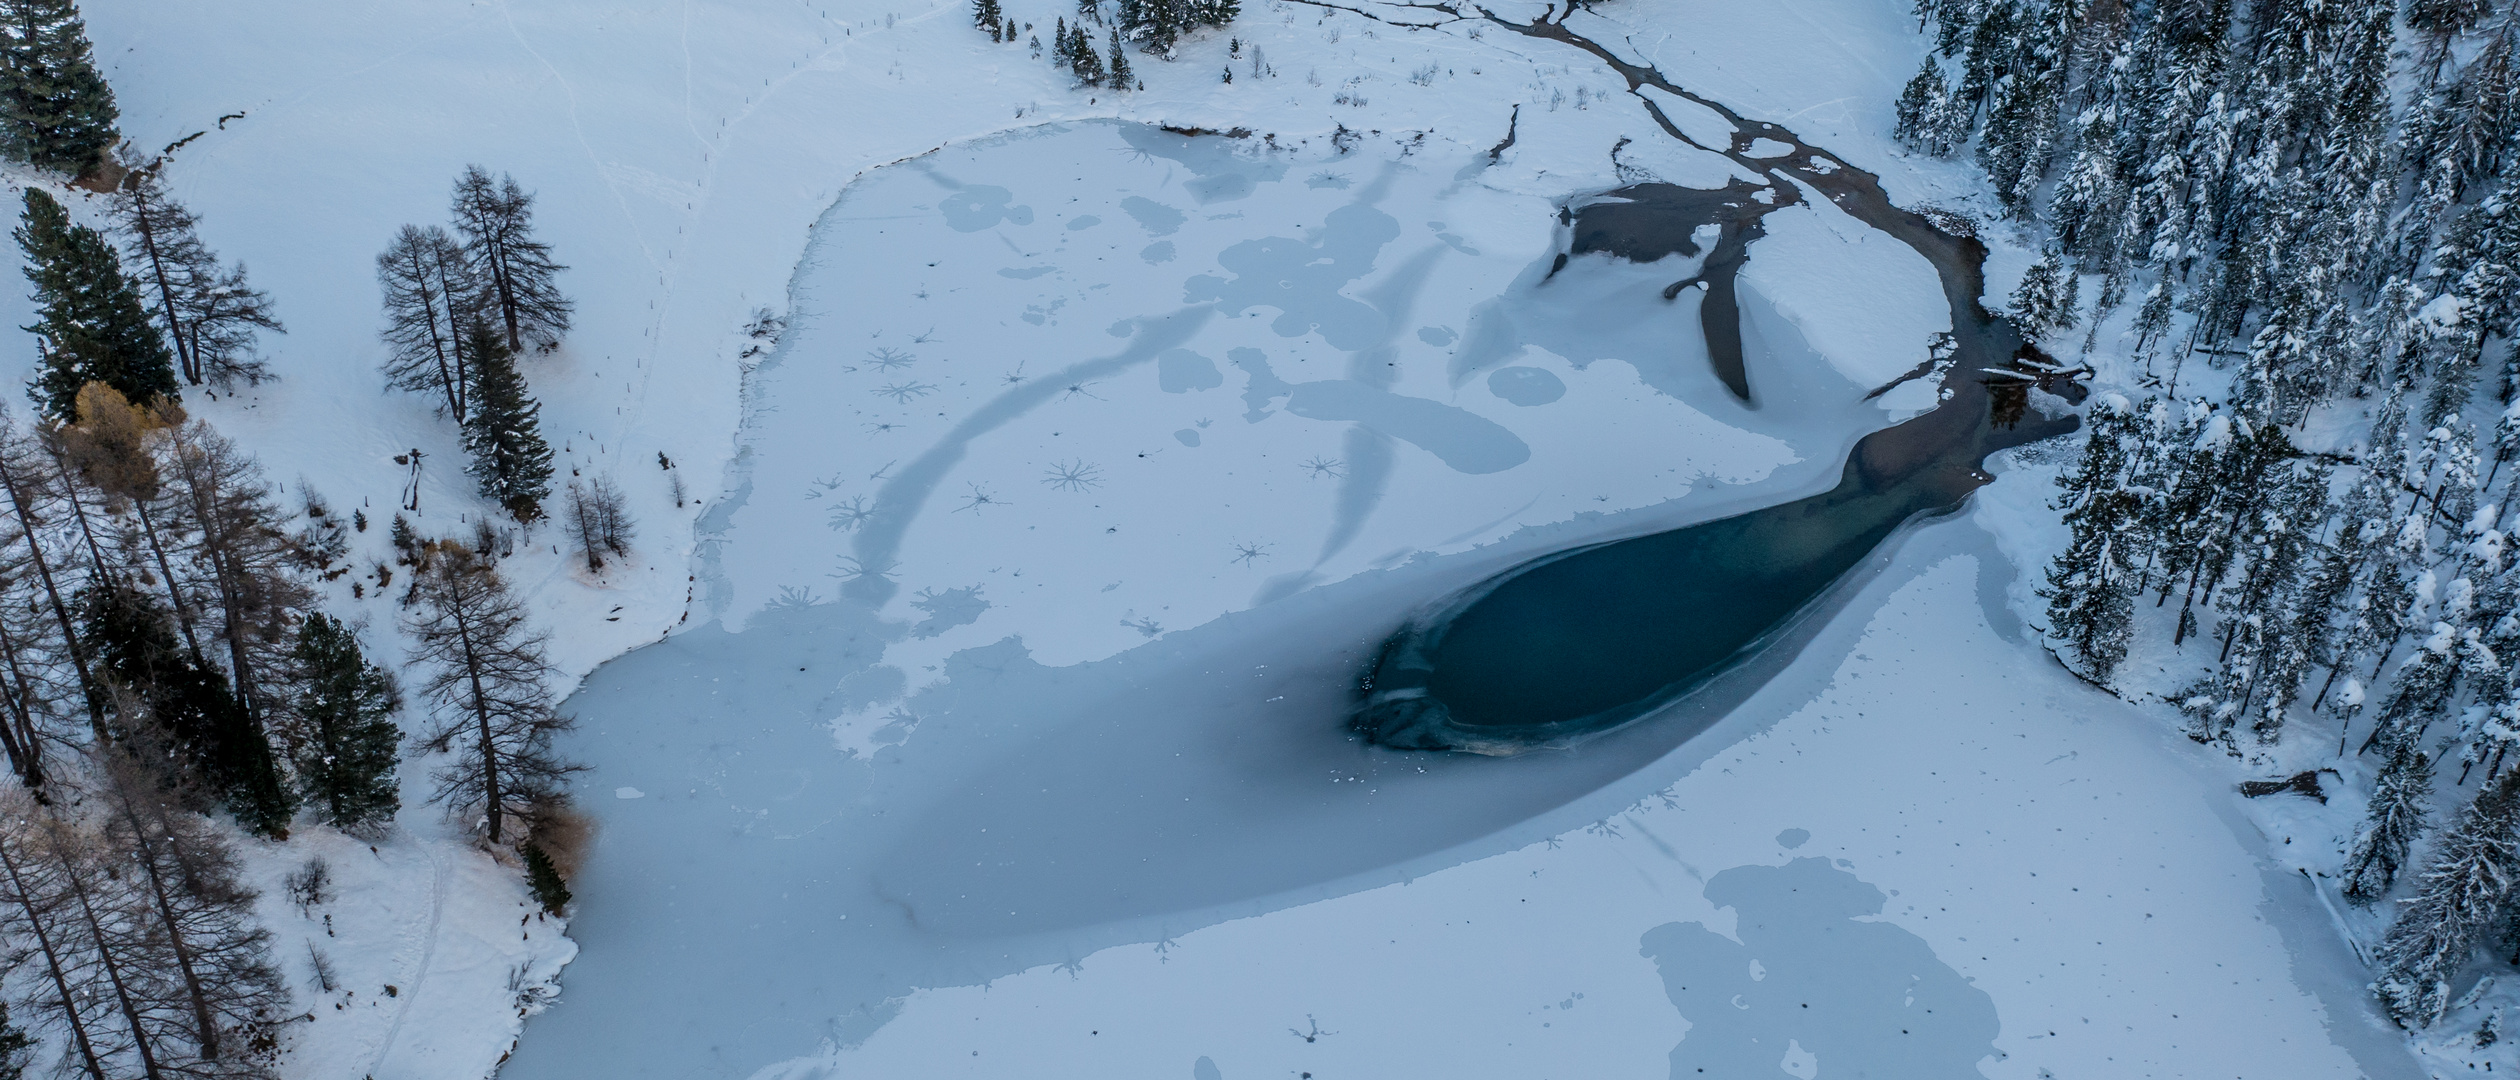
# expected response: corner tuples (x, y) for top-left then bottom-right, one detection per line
(501, 122), (2407, 1080)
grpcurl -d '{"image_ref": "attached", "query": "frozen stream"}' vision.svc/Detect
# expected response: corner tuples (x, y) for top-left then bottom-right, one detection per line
(502, 100), (2411, 1080)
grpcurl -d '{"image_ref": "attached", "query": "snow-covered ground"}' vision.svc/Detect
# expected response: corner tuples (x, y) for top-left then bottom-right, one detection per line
(7, 0), (2444, 1076)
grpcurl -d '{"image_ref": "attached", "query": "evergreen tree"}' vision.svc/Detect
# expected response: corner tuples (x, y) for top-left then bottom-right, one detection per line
(449, 166), (572, 355)
(2041, 394), (2144, 682)
(1892, 58), (1953, 155)
(1107, 29), (1132, 91)
(0, 0), (117, 175)
(2008, 248), (2080, 339)
(973, 0), (1004, 34)
(460, 323), (555, 523)
(1069, 22), (1104, 85)
(83, 579), (291, 837)
(16, 189), (178, 422)
(2344, 734), (2435, 904)
(1976, 0), (2085, 213)
(524, 840), (571, 915)
(2376, 767), (2520, 1027)
(287, 613), (401, 835)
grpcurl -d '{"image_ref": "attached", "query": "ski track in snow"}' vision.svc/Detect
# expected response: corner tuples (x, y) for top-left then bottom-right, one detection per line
(369, 838), (448, 1078)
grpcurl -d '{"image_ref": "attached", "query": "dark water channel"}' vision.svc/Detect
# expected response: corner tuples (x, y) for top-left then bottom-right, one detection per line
(1354, 14), (2085, 754)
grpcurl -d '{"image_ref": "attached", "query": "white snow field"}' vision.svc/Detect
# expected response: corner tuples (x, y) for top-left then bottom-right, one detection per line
(5, 0), (2436, 1076)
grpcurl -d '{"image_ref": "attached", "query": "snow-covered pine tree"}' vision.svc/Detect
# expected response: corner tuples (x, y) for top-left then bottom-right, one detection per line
(2048, 39), (2130, 270)
(1892, 58), (1954, 157)
(2008, 248), (2080, 340)
(2304, 476), (2387, 709)
(1976, 0), (2085, 213)
(375, 224), (478, 422)
(110, 166), (282, 389)
(2344, 732), (2436, 904)
(2411, 0), (2497, 82)
(404, 542), (581, 845)
(973, 0), (1004, 35)
(2375, 766), (2520, 1026)
(0, 0), (117, 176)
(450, 166), (572, 355)
(460, 322), (555, 523)
(16, 189), (179, 422)
(1107, 29), (1132, 91)
(2041, 393), (2144, 683)
(1069, 22), (1104, 84)
(286, 612), (401, 834)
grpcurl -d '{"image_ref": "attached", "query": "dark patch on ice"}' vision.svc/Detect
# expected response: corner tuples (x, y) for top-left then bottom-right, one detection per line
(1140, 241), (1177, 264)
(997, 266), (1056, 280)
(1119, 124), (1289, 204)
(1173, 428), (1201, 446)
(1485, 366), (1565, 406)
(1776, 827), (1809, 849)
(1417, 325), (1457, 347)
(1193, 1056), (1224, 1080)
(1121, 195), (1187, 236)
(1158, 348), (1225, 393)
(1307, 170), (1351, 189)
(1284, 381), (1529, 474)
(1184, 202), (1402, 350)
(940, 185), (1034, 231)
(1066, 214), (1102, 231)
(910, 585), (990, 639)
(1228, 347), (1293, 421)
(1108, 319), (1136, 337)
(1641, 858), (1998, 1079)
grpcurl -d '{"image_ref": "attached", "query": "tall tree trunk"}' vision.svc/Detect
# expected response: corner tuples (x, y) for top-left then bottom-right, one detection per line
(111, 795), (221, 1060)
(51, 824), (168, 1080)
(451, 590), (505, 843)
(0, 618), (44, 792)
(0, 823), (108, 1080)
(125, 185), (197, 385)
(0, 449), (103, 738)
(133, 499), (208, 672)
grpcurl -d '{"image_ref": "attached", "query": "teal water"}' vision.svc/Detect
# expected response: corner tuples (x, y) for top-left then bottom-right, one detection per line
(1354, 54), (2085, 752)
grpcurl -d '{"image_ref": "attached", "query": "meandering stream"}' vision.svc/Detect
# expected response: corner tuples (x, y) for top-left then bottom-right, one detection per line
(1354, 10), (2083, 754)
